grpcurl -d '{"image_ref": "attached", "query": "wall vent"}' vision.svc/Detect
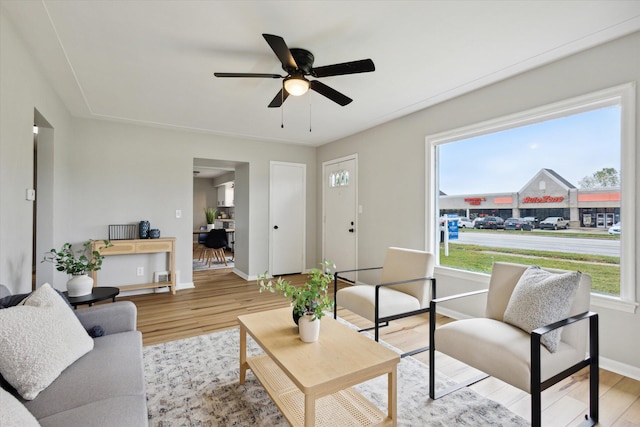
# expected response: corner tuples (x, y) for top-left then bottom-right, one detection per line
(153, 271), (170, 283)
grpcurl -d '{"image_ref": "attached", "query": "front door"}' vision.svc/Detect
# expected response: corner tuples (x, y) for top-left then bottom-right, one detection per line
(323, 155), (357, 280)
(270, 162), (306, 275)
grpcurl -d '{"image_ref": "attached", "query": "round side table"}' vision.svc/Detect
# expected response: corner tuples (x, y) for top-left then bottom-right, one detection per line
(63, 286), (120, 309)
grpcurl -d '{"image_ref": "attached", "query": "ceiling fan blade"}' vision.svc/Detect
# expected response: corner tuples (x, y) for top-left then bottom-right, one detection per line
(312, 59), (375, 78)
(310, 80), (352, 106)
(214, 72), (282, 78)
(268, 88), (289, 108)
(262, 34), (297, 70)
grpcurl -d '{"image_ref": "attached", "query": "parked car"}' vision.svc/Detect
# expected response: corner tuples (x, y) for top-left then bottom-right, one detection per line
(473, 217), (487, 229)
(608, 222), (621, 235)
(476, 216), (504, 229)
(539, 217), (570, 230)
(522, 216), (539, 229)
(504, 218), (533, 231)
(458, 217), (474, 228)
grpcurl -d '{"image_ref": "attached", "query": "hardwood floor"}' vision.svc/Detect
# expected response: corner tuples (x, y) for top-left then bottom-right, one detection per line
(116, 268), (640, 426)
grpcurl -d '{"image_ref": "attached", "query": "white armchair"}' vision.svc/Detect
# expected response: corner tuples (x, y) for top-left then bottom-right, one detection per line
(333, 247), (435, 357)
(429, 262), (598, 427)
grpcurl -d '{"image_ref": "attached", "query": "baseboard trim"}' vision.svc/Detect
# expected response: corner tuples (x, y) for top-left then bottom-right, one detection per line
(233, 269), (252, 281)
(176, 282), (195, 291)
(600, 357), (640, 381)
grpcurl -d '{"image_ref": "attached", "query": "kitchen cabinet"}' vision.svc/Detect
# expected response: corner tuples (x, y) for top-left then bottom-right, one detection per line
(217, 182), (234, 207)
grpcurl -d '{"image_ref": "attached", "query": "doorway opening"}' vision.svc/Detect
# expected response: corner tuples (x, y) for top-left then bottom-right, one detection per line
(33, 109), (54, 289)
(193, 159), (247, 273)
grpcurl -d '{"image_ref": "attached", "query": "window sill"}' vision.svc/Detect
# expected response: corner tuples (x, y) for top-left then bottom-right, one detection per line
(591, 293), (638, 314)
(435, 265), (638, 314)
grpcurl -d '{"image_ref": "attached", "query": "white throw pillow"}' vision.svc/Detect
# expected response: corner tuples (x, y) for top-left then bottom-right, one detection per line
(0, 387), (41, 426)
(0, 283), (94, 400)
(503, 266), (581, 353)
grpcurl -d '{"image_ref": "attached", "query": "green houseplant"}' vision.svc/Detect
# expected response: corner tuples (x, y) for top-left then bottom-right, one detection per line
(204, 207), (217, 230)
(257, 261), (335, 322)
(204, 207), (217, 223)
(42, 240), (112, 297)
(43, 240), (112, 275)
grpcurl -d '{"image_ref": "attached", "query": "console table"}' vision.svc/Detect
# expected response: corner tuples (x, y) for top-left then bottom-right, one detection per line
(90, 238), (176, 294)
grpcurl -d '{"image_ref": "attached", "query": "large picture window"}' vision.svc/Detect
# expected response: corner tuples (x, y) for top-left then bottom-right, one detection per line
(425, 84), (636, 309)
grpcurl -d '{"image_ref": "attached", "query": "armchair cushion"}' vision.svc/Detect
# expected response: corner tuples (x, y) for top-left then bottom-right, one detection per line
(503, 265), (581, 352)
(434, 318), (583, 392)
(337, 285), (421, 320)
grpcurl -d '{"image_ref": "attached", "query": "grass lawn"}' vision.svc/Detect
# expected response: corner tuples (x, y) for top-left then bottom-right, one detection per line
(439, 242), (620, 295)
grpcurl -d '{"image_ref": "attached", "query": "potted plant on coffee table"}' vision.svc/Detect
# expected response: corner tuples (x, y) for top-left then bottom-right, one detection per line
(42, 240), (112, 297)
(257, 261), (335, 342)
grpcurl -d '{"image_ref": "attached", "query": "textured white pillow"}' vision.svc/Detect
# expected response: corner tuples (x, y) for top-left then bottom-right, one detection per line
(0, 283), (94, 400)
(0, 387), (41, 426)
(503, 266), (581, 353)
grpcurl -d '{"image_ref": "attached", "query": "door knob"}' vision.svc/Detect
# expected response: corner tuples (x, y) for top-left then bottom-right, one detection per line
(348, 228), (355, 233)
(274, 225), (279, 230)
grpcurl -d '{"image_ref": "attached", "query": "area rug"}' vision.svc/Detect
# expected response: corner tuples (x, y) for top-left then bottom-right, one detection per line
(144, 326), (528, 426)
(192, 258), (234, 271)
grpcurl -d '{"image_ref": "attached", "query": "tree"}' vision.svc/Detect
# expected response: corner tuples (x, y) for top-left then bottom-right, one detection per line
(578, 167), (619, 188)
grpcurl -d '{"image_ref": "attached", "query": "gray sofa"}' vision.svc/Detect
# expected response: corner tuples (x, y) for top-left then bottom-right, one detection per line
(0, 285), (148, 427)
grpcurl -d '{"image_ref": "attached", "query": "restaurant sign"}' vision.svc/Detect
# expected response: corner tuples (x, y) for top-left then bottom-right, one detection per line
(522, 195), (564, 203)
(464, 197), (486, 205)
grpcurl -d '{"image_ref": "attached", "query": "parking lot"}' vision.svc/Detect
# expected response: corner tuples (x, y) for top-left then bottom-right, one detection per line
(452, 229), (620, 257)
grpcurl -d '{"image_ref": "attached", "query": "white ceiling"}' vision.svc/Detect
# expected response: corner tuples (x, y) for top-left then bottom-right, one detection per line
(4, 1), (640, 147)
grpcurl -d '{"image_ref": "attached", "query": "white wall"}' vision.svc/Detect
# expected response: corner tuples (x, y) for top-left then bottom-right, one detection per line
(317, 31), (640, 377)
(0, 9), (73, 291)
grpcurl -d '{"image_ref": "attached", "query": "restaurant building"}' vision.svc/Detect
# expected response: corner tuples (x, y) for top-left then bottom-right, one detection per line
(439, 169), (620, 228)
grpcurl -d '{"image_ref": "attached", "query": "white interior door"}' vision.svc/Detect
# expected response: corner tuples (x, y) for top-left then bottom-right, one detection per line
(270, 162), (305, 275)
(323, 156), (357, 280)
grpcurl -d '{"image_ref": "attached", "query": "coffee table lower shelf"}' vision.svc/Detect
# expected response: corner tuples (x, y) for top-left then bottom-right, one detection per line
(247, 354), (392, 427)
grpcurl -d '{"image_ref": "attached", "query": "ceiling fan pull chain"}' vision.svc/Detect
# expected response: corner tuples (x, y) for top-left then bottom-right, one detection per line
(309, 91), (312, 132)
(281, 85), (285, 128)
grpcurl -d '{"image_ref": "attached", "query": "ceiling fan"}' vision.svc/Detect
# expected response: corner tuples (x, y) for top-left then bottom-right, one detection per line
(214, 34), (375, 108)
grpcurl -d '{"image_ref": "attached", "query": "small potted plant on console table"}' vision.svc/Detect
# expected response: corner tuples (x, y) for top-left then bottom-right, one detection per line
(257, 261), (335, 342)
(43, 240), (112, 297)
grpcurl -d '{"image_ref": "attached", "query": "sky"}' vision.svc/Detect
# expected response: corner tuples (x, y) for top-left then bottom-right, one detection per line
(438, 106), (621, 195)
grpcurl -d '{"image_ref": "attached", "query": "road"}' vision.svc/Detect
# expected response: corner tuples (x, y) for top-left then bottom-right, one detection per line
(451, 231), (620, 257)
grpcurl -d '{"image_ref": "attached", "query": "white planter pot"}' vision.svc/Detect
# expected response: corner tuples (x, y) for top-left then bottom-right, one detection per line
(298, 314), (320, 343)
(67, 274), (94, 297)
(207, 223), (214, 231)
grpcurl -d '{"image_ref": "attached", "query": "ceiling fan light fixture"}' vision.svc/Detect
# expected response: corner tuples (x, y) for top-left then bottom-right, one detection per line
(283, 76), (310, 96)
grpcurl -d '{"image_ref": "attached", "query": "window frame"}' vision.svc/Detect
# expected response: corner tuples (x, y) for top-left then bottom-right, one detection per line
(425, 83), (637, 312)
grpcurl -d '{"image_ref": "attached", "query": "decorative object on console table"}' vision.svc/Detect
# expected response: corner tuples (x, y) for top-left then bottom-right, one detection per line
(257, 261), (335, 342)
(42, 240), (113, 297)
(139, 220), (150, 239)
(149, 229), (160, 239)
(108, 224), (137, 240)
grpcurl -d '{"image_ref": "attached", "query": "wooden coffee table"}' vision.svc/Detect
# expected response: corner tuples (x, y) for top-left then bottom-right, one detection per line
(238, 307), (400, 426)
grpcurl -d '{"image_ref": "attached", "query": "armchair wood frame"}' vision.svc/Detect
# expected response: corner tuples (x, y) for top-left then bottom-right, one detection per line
(333, 267), (436, 358)
(428, 289), (599, 427)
